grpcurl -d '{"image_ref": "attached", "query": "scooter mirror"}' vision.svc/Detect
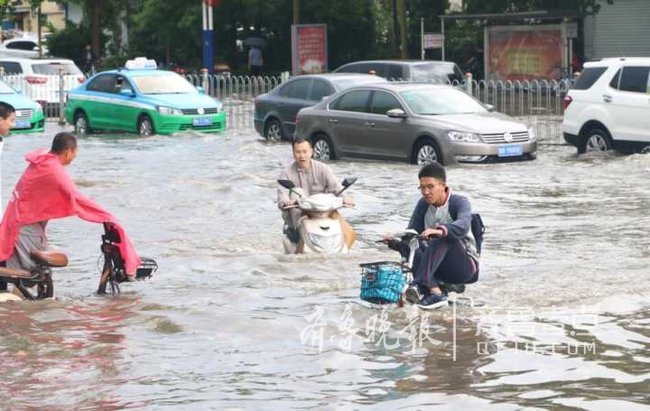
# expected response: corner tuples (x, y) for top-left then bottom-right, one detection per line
(277, 179), (296, 190)
(342, 177), (357, 187)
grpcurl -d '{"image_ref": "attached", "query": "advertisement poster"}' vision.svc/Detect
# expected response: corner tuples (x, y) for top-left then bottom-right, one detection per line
(485, 25), (563, 81)
(291, 24), (328, 75)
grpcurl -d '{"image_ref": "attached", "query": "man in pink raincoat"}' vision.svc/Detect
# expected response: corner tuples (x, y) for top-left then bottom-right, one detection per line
(0, 132), (141, 281)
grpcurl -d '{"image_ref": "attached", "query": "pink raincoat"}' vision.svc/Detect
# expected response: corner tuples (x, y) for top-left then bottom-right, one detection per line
(0, 149), (141, 275)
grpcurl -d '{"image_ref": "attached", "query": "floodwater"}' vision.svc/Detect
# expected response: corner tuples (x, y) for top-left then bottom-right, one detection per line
(0, 125), (648, 410)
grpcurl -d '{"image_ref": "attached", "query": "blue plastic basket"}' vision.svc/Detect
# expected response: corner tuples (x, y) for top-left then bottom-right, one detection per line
(359, 261), (407, 304)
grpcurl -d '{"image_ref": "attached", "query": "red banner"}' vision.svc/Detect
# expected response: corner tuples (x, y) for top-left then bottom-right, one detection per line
(291, 24), (328, 75)
(487, 26), (562, 81)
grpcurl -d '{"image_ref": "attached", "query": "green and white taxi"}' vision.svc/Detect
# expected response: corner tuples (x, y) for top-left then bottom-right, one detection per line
(64, 58), (226, 136)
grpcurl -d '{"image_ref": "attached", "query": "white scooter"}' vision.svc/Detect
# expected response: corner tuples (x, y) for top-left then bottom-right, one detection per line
(278, 178), (356, 254)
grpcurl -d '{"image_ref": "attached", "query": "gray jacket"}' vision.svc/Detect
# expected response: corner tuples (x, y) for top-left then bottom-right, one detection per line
(407, 191), (479, 260)
(277, 160), (343, 208)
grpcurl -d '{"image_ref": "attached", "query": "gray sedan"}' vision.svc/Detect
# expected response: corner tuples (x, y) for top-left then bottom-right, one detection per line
(295, 83), (537, 165)
(253, 73), (386, 141)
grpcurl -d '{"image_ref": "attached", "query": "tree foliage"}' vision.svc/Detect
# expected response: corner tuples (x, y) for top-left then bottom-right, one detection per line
(44, 0), (614, 73)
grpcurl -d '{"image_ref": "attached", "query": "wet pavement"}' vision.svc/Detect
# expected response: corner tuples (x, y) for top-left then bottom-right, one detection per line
(0, 124), (648, 409)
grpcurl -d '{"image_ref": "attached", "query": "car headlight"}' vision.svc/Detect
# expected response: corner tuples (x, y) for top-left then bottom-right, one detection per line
(448, 131), (481, 143)
(157, 106), (182, 115)
(528, 126), (535, 141)
(216, 103), (224, 113)
(35, 104), (43, 114)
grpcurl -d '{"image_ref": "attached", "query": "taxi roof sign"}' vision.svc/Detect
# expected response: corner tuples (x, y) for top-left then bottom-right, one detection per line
(125, 57), (157, 70)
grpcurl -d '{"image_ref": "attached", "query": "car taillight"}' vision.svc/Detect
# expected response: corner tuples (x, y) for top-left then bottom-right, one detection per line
(25, 76), (47, 84)
(77, 75), (86, 83)
(563, 95), (572, 110)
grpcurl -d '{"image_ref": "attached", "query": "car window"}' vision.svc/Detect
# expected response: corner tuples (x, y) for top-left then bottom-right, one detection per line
(278, 81), (292, 97)
(571, 67), (608, 90)
(608, 69), (621, 89)
(370, 64), (388, 78)
(337, 63), (371, 74)
(0, 81), (15, 94)
(369, 91), (403, 114)
(617, 66), (650, 93)
(0, 61), (23, 74)
(7, 41), (37, 51)
(32, 62), (82, 75)
(386, 64), (403, 80)
(86, 74), (116, 92)
(116, 75), (134, 93)
(287, 79), (310, 99)
(330, 90), (371, 112)
(400, 87), (486, 115)
(411, 63), (463, 83)
(130, 73), (196, 94)
(309, 79), (334, 101)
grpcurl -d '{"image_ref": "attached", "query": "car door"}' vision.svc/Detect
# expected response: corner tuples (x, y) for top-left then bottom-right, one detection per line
(326, 89), (372, 156)
(111, 74), (140, 131)
(278, 78), (312, 137)
(364, 90), (409, 159)
(606, 66), (650, 143)
(83, 74), (118, 128)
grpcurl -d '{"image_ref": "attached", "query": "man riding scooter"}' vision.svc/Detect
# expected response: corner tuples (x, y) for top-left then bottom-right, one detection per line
(277, 138), (355, 253)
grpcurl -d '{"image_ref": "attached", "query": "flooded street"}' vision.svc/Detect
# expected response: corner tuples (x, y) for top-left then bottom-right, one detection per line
(0, 125), (648, 410)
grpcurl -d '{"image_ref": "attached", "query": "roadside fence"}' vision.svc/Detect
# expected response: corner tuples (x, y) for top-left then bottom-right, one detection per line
(0, 68), (569, 145)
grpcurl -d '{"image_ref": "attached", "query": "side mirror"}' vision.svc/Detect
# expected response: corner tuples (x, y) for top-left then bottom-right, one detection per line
(32, 46), (40, 51)
(342, 177), (357, 187)
(196, 86), (205, 94)
(277, 179), (296, 190)
(484, 104), (494, 112)
(119, 88), (135, 97)
(386, 108), (407, 118)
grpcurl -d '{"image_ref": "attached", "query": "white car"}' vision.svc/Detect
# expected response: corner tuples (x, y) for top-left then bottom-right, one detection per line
(0, 38), (48, 59)
(0, 57), (85, 114)
(562, 57), (650, 154)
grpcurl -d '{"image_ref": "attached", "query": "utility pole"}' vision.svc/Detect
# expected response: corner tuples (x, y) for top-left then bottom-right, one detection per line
(392, 0), (399, 57)
(293, 0), (299, 25)
(398, 0), (407, 59)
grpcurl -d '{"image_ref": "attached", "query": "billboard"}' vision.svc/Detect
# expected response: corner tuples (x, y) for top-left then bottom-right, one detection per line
(291, 24), (328, 75)
(485, 25), (563, 81)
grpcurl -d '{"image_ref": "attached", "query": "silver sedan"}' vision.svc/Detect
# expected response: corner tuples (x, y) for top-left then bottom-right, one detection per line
(295, 83), (537, 165)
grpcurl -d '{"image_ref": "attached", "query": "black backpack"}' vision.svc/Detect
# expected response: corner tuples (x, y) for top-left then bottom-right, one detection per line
(470, 213), (485, 255)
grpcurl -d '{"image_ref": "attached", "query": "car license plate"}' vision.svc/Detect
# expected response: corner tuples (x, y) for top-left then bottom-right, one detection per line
(498, 144), (523, 157)
(13, 120), (31, 129)
(192, 117), (212, 126)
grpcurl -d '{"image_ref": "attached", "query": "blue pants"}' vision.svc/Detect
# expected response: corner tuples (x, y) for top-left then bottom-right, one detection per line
(412, 237), (478, 292)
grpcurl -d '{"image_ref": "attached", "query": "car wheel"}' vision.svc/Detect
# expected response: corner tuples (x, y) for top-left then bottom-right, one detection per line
(312, 134), (334, 161)
(74, 112), (90, 137)
(412, 139), (441, 165)
(581, 128), (612, 153)
(138, 115), (155, 136)
(264, 119), (283, 141)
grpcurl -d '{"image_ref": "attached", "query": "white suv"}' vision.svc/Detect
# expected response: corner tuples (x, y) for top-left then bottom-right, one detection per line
(562, 57), (650, 153)
(0, 38), (48, 59)
(0, 57), (85, 115)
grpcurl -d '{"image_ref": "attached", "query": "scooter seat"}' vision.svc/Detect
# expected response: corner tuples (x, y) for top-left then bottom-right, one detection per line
(30, 250), (68, 268)
(0, 266), (34, 280)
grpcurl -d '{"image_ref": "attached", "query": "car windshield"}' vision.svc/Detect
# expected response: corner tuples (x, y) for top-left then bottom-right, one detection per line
(0, 81), (15, 94)
(332, 77), (384, 91)
(411, 63), (464, 83)
(400, 87), (486, 115)
(32, 62), (82, 75)
(131, 73), (197, 94)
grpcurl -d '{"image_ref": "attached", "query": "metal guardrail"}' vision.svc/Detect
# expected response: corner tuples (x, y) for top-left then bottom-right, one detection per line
(0, 69), (569, 144)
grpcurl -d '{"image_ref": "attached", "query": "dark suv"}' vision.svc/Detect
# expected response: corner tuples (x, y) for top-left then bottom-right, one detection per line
(333, 60), (465, 83)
